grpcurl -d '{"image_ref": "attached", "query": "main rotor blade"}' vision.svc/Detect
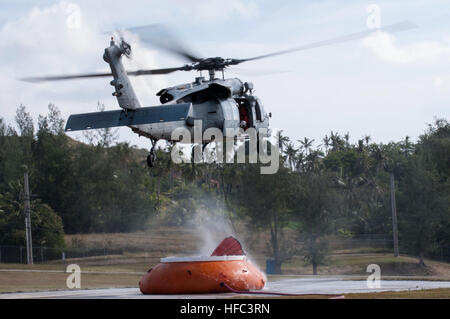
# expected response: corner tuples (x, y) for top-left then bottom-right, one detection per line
(125, 24), (203, 63)
(127, 66), (190, 76)
(21, 72), (114, 82)
(21, 66), (187, 82)
(236, 21), (417, 63)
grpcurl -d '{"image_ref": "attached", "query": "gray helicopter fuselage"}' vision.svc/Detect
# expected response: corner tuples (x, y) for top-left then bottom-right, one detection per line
(129, 77), (270, 143)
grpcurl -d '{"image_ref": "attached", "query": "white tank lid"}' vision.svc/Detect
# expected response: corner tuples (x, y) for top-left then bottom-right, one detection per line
(160, 255), (246, 263)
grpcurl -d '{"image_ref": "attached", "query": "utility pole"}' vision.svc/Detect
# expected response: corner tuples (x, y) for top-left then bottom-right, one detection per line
(23, 167), (33, 264)
(390, 172), (399, 257)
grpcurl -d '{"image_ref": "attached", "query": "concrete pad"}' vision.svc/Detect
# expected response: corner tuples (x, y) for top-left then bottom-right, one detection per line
(1, 277), (449, 299)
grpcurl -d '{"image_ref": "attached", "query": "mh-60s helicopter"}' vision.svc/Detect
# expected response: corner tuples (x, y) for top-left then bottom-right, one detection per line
(22, 22), (415, 167)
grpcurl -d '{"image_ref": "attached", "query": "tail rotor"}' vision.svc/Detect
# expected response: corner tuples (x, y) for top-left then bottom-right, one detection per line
(113, 29), (132, 59)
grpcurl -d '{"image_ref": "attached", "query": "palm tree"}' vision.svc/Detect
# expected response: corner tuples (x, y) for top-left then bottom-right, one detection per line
(298, 137), (314, 155)
(306, 149), (323, 173)
(0, 180), (24, 217)
(344, 132), (350, 149)
(329, 131), (343, 151)
(285, 142), (298, 171)
(322, 135), (331, 154)
(277, 130), (290, 154)
(294, 151), (305, 173)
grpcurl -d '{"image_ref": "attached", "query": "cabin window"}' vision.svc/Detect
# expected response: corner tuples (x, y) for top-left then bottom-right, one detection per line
(238, 104), (250, 130)
(234, 98), (254, 128)
(255, 101), (262, 121)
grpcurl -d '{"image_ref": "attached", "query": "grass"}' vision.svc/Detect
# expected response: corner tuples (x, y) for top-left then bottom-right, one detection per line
(65, 227), (202, 254)
(0, 271), (141, 293)
(279, 254), (450, 279)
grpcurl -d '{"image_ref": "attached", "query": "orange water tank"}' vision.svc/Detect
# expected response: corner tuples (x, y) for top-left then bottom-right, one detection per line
(139, 256), (266, 294)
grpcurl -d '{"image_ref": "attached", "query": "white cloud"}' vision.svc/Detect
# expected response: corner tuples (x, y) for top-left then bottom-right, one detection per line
(363, 31), (450, 64)
(0, 1), (165, 127)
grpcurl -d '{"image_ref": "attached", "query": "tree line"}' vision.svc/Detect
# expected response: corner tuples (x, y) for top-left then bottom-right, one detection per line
(0, 104), (448, 273)
(0, 104), (155, 248)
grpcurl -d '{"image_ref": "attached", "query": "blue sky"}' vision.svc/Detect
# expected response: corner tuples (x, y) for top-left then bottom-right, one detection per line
(1, 0), (449, 148)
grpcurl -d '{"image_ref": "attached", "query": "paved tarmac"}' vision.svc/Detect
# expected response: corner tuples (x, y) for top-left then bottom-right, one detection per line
(1, 277), (450, 299)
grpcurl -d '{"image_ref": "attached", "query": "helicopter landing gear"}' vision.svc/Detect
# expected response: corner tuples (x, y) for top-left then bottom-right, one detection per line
(147, 139), (157, 168)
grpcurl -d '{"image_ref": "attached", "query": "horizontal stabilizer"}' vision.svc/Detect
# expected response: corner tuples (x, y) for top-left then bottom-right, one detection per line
(65, 103), (191, 132)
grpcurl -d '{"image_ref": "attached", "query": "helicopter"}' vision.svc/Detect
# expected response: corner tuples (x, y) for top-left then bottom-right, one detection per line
(21, 22), (415, 167)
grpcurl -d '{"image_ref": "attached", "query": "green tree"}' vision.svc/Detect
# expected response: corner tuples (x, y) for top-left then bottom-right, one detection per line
(398, 119), (450, 265)
(292, 172), (338, 275)
(398, 157), (443, 266)
(0, 183), (65, 248)
(15, 104), (34, 137)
